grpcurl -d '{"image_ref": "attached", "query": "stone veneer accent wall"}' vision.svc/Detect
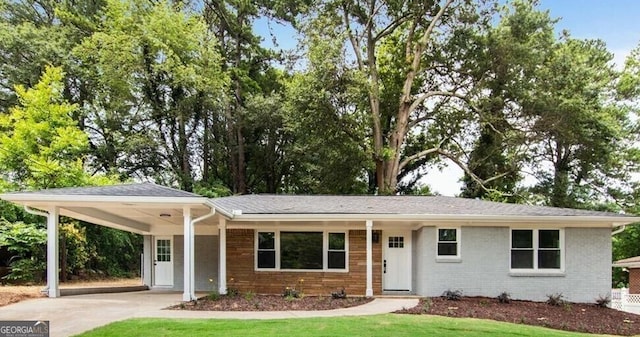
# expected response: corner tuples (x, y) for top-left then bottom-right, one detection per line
(226, 229), (382, 295)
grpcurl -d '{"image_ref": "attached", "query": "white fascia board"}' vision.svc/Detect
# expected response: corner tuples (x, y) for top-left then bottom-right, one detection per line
(613, 262), (640, 268)
(0, 193), (208, 205)
(225, 213), (640, 226)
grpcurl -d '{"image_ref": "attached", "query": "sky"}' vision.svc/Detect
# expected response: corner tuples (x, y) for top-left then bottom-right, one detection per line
(256, 0), (640, 196)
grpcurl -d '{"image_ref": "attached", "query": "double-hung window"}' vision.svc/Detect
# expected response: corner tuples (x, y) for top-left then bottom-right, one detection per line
(257, 232), (276, 268)
(511, 229), (562, 271)
(256, 231), (348, 271)
(328, 233), (346, 269)
(437, 228), (459, 258)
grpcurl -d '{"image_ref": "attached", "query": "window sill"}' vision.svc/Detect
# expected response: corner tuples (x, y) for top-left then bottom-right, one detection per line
(255, 268), (350, 273)
(509, 271), (565, 277)
(436, 257), (462, 263)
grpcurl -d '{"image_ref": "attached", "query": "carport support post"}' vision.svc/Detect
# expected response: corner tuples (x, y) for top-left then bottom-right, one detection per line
(183, 206), (195, 301)
(47, 206), (60, 298)
(142, 235), (152, 287)
(366, 220), (373, 297)
(218, 218), (227, 294)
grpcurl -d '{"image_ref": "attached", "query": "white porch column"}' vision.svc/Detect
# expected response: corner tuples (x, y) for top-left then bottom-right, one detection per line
(47, 206), (60, 298)
(183, 206), (195, 301)
(365, 219), (373, 297)
(142, 235), (152, 287)
(218, 218), (227, 294)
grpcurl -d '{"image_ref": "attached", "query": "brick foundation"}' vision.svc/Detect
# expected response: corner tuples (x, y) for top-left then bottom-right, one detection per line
(226, 229), (382, 296)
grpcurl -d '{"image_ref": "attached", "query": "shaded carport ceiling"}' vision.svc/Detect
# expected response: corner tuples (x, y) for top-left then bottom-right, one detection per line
(0, 183), (218, 234)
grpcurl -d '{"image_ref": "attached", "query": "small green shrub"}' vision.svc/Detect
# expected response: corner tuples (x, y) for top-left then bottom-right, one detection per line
(442, 289), (462, 301)
(283, 286), (300, 299)
(244, 290), (256, 301)
(207, 291), (221, 301)
(497, 292), (511, 304)
(282, 278), (305, 299)
(595, 295), (610, 308)
(331, 288), (347, 299)
(546, 293), (565, 306)
(227, 288), (240, 297)
(421, 298), (432, 313)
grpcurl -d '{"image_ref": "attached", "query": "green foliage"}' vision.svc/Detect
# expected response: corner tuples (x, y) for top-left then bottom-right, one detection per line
(84, 226), (141, 277)
(546, 293), (565, 306)
(497, 292), (511, 304)
(0, 220), (47, 282)
(442, 289), (463, 301)
(0, 66), (89, 190)
(74, 0), (226, 191)
(524, 35), (629, 208)
(595, 295), (610, 308)
(60, 222), (90, 277)
(331, 288), (347, 299)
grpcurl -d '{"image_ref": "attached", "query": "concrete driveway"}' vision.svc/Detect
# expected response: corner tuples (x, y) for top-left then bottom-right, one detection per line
(0, 291), (418, 337)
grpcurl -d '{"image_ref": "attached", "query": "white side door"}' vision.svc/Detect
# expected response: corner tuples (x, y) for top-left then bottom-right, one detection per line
(154, 237), (173, 287)
(383, 231), (412, 291)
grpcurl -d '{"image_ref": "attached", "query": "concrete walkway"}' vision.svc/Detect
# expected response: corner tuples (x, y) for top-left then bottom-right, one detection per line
(0, 291), (419, 337)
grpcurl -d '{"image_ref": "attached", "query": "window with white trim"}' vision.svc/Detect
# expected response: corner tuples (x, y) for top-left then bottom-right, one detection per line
(328, 233), (346, 269)
(437, 228), (459, 257)
(256, 231), (348, 271)
(511, 229), (562, 270)
(257, 232), (276, 268)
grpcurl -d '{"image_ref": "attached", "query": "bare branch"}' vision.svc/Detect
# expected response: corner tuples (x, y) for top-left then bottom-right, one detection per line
(374, 13), (412, 42)
(408, 90), (463, 115)
(343, 3), (365, 70)
(398, 138), (448, 171)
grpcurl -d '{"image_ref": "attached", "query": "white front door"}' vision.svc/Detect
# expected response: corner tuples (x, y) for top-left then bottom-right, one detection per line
(383, 231), (412, 291)
(154, 236), (173, 287)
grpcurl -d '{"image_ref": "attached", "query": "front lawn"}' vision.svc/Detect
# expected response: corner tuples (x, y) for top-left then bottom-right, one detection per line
(76, 314), (596, 337)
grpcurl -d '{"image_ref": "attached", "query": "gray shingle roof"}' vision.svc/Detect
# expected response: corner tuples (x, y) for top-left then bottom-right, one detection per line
(9, 182), (199, 198)
(210, 194), (629, 217)
(613, 256), (640, 268)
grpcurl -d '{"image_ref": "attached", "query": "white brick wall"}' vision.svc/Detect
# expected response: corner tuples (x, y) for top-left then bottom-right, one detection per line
(413, 226), (611, 303)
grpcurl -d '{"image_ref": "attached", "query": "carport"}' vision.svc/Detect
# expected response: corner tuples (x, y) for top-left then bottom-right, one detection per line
(0, 183), (229, 301)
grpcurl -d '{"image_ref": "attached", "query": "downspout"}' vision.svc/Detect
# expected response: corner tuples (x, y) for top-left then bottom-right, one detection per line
(24, 205), (48, 218)
(612, 224), (627, 236)
(191, 206), (216, 226)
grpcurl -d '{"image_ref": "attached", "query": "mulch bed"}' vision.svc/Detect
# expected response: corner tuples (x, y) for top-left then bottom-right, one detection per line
(169, 294), (373, 311)
(396, 296), (640, 336)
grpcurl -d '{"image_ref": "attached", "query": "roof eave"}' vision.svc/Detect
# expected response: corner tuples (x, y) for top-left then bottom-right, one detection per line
(206, 200), (234, 219)
(0, 193), (209, 205)
(222, 212), (640, 225)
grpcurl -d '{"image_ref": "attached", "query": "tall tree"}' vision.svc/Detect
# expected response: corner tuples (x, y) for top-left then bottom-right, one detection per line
(199, 0), (309, 194)
(461, 0), (555, 200)
(301, 0), (508, 194)
(75, 0), (226, 191)
(0, 66), (111, 189)
(525, 36), (631, 208)
(282, 29), (370, 194)
(0, 66), (121, 281)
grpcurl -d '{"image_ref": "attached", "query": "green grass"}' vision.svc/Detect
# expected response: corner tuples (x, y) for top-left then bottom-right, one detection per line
(75, 314), (600, 337)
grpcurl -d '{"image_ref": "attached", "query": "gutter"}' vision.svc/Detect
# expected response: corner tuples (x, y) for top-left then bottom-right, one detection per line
(0, 193), (208, 205)
(218, 212), (640, 224)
